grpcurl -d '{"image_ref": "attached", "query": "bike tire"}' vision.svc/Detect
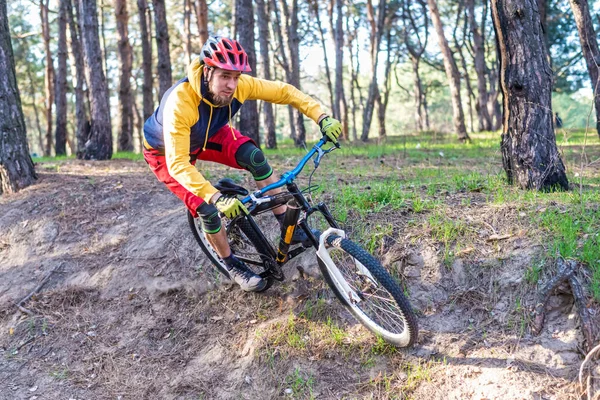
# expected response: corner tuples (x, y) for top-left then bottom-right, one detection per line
(188, 211), (275, 291)
(317, 235), (418, 347)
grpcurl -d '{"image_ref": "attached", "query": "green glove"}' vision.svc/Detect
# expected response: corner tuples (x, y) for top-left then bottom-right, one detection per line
(214, 195), (248, 218)
(319, 116), (342, 144)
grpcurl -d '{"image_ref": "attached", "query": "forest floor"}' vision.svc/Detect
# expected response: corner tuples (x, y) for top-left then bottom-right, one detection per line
(1, 131), (599, 400)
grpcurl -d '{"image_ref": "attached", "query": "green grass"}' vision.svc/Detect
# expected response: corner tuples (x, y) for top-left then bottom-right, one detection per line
(284, 368), (315, 399)
(32, 129), (600, 301)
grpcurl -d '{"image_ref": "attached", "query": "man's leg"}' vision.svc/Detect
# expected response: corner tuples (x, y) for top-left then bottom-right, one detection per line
(143, 147), (264, 291)
(255, 174), (286, 216)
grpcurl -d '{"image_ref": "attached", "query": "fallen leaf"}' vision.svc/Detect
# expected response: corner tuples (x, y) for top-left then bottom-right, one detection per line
(210, 316), (224, 322)
(9, 327), (14, 335)
(455, 247), (475, 257)
(487, 233), (512, 242)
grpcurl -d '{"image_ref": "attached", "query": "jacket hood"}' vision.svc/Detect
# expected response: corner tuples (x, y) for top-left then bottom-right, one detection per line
(187, 58), (204, 98)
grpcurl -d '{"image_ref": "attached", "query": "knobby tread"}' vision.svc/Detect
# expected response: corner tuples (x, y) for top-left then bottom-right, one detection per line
(326, 235), (419, 347)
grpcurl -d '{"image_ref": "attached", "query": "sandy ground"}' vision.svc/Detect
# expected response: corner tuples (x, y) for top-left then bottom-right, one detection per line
(0, 158), (597, 399)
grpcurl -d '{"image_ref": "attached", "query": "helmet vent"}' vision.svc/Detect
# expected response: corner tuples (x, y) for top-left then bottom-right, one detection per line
(216, 53), (226, 64)
(223, 40), (233, 50)
(227, 51), (237, 64)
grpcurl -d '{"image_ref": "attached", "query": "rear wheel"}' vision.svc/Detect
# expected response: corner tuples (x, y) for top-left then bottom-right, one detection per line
(188, 211), (275, 291)
(317, 235), (418, 347)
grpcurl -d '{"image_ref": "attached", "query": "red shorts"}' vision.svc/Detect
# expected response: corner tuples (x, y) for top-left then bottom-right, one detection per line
(143, 125), (254, 217)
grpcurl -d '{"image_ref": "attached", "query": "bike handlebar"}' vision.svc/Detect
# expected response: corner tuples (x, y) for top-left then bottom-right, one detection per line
(240, 137), (334, 205)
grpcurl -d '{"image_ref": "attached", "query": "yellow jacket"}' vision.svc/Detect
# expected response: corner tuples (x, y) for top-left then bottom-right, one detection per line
(143, 58), (324, 203)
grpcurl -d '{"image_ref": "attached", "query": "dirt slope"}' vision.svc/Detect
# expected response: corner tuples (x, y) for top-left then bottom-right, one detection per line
(0, 158), (596, 399)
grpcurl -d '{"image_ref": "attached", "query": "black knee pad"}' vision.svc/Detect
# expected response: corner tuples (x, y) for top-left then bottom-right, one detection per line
(235, 142), (273, 181)
(197, 202), (221, 233)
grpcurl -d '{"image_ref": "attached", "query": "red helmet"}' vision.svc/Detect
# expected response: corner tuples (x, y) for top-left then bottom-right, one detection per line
(200, 36), (252, 72)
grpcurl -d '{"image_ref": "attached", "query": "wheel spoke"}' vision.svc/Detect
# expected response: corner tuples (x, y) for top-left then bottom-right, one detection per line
(331, 250), (409, 335)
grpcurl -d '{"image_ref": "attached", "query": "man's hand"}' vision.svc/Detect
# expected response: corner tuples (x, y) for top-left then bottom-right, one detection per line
(319, 116), (342, 144)
(214, 195), (248, 218)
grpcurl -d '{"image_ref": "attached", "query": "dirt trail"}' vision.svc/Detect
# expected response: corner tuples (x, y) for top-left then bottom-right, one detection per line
(0, 159), (595, 399)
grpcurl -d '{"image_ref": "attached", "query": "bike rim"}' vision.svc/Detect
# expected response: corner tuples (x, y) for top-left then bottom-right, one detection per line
(328, 247), (410, 340)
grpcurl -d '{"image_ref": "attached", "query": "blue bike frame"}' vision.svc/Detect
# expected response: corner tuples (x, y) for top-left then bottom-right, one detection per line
(240, 137), (330, 205)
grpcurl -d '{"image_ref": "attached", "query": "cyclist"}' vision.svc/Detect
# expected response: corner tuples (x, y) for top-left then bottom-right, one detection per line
(143, 36), (342, 292)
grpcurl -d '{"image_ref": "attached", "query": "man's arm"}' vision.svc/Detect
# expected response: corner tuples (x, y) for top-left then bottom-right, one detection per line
(163, 83), (219, 203)
(236, 76), (325, 123)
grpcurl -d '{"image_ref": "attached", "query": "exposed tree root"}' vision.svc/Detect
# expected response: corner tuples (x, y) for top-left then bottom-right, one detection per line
(532, 258), (596, 352)
(579, 343), (600, 400)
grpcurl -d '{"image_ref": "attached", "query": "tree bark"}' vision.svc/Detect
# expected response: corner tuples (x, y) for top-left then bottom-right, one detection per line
(153, 0), (172, 100)
(137, 0), (154, 122)
(25, 60), (45, 153)
(79, 0), (113, 160)
(403, 0), (430, 132)
(311, 0), (333, 113)
(195, 0), (208, 46)
(280, 0), (305, 146)
(0, 0), (37, 194)
(256, 0), (277, 148)
(377, 30), (394, 139)
(491, 0), (568, 190)
(55, 0), (69, 156)
(467, 0), (492, 131)
(568, 0), (600, 137)
(333, 0), (348, 140)
(428, 0), (469, 141)
(235, 0), (260, 146)
(347, 12), (360, 141)
(115, 0), (134, 152)
(66, 0), (89, 158)
(361, 0), (385, 142)
(271, 0), (296, 142)
(40, 0), (55, 156)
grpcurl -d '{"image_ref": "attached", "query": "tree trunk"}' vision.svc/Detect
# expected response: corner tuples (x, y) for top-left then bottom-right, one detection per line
(115, 0), (134, 152)
(153, 0), (172, 100)
(361, 0), (385, 142)
(311, 0), (333, 113)
(377, 31), (394, 139)
(271, 0), (296, 142)
(0, 0), (37, 193)
(55, 0), (69, 156)
(491, 0), (568, 190)
(40, 0), (55, 156)
(66, 0), (89, 158)
(409, 56), (425, 131)
(137, 0), (154, 122)
(282, 0), (306, 147)
(25, 60), (44, 153)
(183, 0), (192, 65)
(195, 0), (208, 46)
(467, 0), (492, 131)
(333, 0), (348, 140)
(79, 0), (113, 160)
(235, 0), (260, 146)
(256, 0), (277, 148)
(428, 0), (469, 141)
(280, 0), (305, 146)
(99, 0), (108, 77)
(347, 13), (359, 141)
(568, 0), (600, 137)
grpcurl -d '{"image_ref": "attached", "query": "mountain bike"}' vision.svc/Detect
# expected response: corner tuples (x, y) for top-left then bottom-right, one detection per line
(188, 137), (418, 347)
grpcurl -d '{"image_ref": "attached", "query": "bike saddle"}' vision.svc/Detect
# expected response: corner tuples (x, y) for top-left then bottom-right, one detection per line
(214, 178), (249, 196)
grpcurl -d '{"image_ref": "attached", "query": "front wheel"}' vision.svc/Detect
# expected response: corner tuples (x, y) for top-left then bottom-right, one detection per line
(316, 232), (418, 347)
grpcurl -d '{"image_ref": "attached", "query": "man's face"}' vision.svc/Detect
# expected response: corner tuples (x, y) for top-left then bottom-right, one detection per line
(206, 68), (241, 106)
